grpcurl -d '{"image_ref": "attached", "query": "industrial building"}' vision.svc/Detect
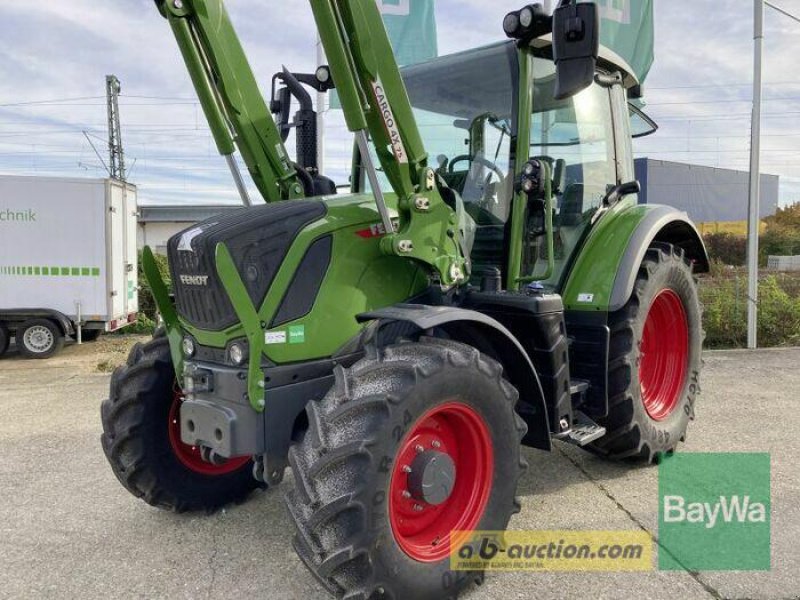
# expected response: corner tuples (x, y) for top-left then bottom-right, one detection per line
(137, 204), (241, 255)
(137, 159), (781, 254)
(634, 158), (779, 223)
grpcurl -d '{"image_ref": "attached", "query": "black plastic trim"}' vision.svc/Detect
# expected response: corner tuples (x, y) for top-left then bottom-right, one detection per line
(271, 235), (333, 328)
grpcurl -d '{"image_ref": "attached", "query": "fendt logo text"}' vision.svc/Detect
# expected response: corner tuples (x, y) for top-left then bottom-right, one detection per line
(0, 208), (37, 222)
(663, 495), (767, 529)
(180, 274), (209, 286)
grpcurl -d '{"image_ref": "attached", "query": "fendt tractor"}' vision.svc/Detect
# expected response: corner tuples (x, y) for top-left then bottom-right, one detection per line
(101, 1), (708, 598)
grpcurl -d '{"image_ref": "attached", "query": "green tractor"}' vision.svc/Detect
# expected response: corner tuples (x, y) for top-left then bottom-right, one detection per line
(101, 1), (707, 597)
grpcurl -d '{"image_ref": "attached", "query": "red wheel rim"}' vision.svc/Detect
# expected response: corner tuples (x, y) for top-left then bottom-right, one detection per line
(389, 402), (494, 562)
(167, 390), (250, 476)
(639, 289), (689, 421)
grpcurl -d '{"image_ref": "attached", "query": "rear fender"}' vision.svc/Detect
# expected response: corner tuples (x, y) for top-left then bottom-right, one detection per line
(563, 203), (709, 313)
(357, 304), (552, 451)
(609, 207), (709, 312)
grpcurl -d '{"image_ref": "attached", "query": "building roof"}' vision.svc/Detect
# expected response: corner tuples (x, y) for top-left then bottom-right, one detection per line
(138, 204), (243, 223)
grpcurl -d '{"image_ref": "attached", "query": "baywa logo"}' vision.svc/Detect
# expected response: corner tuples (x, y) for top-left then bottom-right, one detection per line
(663, 494), (767, 529)
(0, 208), (37, 223)
(659, 453), (771, 571)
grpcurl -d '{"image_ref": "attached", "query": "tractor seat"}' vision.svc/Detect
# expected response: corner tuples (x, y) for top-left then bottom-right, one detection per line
(559, 183), (585, 227)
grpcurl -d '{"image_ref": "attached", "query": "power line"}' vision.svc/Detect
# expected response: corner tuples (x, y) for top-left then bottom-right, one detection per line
(0, 96), (104, 108)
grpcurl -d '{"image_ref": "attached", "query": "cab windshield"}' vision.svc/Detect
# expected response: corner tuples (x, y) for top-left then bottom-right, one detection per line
(371, 42), (520, 279)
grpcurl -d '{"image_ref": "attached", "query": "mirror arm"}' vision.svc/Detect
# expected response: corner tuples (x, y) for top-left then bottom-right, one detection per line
(592, 180), (641, 225)
(594, 72), (623, 88)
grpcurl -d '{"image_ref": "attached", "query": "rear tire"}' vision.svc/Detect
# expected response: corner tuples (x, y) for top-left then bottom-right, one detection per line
(18, 319), (64, 359)
(586, 243), (702, 462)
(100, 335), (262, 512)
(0, 323), (9, 357)
(285, 337), (527, 600)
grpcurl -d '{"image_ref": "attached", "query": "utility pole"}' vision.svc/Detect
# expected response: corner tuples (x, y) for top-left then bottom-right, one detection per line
(747, 1), (800, 348)
(106, 75), (126, 181)
(746, 0), (764, 349)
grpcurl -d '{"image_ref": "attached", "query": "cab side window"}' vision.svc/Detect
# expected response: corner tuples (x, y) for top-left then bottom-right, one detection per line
(529, 58), (618, 283)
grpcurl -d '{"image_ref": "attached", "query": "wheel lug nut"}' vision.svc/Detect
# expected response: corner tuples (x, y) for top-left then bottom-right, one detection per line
(415, 444), (425, 453)
(402, 465), (412, 473)
(431, 440), (441, 449)
(413, 504), (424, 512)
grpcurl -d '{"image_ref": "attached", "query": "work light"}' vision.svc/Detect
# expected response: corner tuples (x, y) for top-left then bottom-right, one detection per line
(182, 336), (196, 358)
(229, 342), (248, 366)
(503, 4), (551, 42)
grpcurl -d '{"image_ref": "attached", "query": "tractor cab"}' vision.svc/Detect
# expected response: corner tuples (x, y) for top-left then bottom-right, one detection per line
(356, 39), (656, 291)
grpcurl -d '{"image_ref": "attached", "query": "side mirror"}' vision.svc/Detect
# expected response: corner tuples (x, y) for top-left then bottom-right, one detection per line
(552, 2), (599, 100)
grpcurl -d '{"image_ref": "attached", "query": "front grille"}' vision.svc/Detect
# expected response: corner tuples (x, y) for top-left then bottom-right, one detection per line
(171, 244), (237, 331)
(168, 201), (327, 331)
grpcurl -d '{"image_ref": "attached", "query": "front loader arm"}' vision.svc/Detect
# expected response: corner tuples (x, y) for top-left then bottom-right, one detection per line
(157, 0), (304, 202)
(310, 0), (467, 286)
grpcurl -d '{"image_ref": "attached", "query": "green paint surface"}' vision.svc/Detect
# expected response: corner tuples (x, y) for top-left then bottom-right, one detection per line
(561, 199), (652, 311)
(182, 194), (427, 365)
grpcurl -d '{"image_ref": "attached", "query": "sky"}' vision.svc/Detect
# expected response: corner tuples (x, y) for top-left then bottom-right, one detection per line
(0, 0), (799, 208)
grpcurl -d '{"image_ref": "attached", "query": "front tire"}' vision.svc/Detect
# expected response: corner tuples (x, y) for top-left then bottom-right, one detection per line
(18, 318), (64, 359)
(587, 243), (702, 461)
(285, 337), (527, 600)
(100, 336), (262, 512)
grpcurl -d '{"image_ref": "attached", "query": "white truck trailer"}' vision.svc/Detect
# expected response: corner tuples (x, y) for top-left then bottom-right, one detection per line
(0, 175), (138, 358)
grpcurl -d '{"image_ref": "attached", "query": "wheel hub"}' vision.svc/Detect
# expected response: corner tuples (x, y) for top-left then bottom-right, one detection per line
(408, 450), (456, 506)
(639, 288), (689, 421)
(24, 326), (53, 352)
(389, 402), (494, 562)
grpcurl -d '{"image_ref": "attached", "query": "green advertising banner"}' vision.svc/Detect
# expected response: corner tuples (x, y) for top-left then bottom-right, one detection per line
(378, 0), (438, 67)
(330, 0), (437, 108)
(593, 0), (655, 84)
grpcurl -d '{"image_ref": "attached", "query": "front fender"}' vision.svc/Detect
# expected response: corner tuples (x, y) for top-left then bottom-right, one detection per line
(358, 304), (552, 451)
(563, 203), (709, 313)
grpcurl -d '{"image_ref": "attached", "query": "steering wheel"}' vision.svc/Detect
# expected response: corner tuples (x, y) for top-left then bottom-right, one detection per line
(448, 154), (506, 182)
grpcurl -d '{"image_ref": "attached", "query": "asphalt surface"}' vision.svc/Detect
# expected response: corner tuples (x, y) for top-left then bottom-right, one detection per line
(1, 339), (798, 600)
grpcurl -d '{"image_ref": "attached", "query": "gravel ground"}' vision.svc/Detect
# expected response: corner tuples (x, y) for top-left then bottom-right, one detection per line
(0, 339), (798, 600)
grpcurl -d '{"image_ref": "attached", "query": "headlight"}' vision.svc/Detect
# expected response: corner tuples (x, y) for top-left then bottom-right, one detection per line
(503, 12), (521, 36)
(519, 6), (534, 28)
(315, 65), (331, 84)
(229, 342), (247, 366)
(521, 177), (535, 193)
(182, 336), (196, 357)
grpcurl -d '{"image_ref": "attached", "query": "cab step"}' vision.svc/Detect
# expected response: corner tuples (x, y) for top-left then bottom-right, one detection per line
(554, 410), (606, 446)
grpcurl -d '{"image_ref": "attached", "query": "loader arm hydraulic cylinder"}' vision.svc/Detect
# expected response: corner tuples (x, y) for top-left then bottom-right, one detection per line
(157, 0), (304, 202)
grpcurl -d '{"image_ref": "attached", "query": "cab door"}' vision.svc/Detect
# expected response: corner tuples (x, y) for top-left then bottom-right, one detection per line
(510, 51), (621, 291)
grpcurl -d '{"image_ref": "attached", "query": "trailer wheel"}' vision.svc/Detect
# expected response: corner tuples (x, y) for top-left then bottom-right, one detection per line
(18, 319), (64, 359)
(587, 243), (702, 462)
(285, 337), (527, 600)
(0, 323), (9, 357)
(100, 335), (262, 512)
